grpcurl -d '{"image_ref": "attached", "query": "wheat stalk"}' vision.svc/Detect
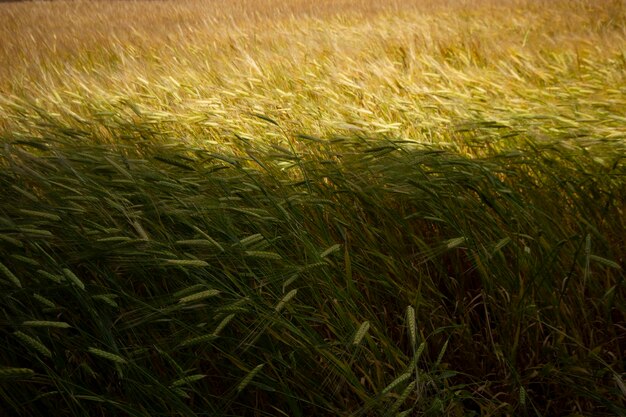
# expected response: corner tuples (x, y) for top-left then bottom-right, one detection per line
(320, 243), (341, 258)
(165, 259), (209, 267)
(0, 367), (35, 380)
(88, 347), (127, 364)
(237, 364), (264, 393)
(275, 289), (297, 312)
(170, 374), (206, 388)
(178, 334), (217, 347)
(14, 331), (52, 358)
(244, 250), (282, 260)
(381, 372), (411, 395)
(36, 270), (62, 284)
(179, 289), (221, 304)
(406, 306), (416, 349)
(353, 321), (370, 346)
(213, 314), (235, 336)
(33, 293), (56, 308)
(63, 268), (85, 290)
(22, 320), (71, 329)
(0, 262), (22, 288)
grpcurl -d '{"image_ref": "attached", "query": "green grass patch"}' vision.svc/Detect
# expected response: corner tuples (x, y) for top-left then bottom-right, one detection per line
(0, 119), (624, 416)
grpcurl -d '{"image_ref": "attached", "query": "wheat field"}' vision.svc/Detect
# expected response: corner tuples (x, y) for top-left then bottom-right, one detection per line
(0, 1), (625, 416)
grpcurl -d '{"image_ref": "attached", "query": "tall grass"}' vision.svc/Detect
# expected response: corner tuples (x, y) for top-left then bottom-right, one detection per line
(0, 0), (625, 416)
(1, 115), (624, 416)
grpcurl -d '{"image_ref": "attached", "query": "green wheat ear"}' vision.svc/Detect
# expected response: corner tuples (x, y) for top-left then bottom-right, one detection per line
(178, 334), (217, 348)
(0, 262), (22, 288)
(244, 250), (282, 260)
(170, 374), (206, 388)
(0, 367), (35, 380)
(382, 372), (411, 395)
(178, 289), (220, 303)
(406, 305), (416, 348)
(22, 320), (71, 328)
(275, 289), (297, 312)
(320, 243), (342, 258)
(33, 293), (56, 308)
(63, 268), (85, 290)
(237, 364), (264, 393)
(87, 347), (127, 364)
(212, 313), (235, 336)
(14, 331), (52, 358)
(164, 259), (209, 267)
(389, 381), (417, 415)
(353, 321), (370, 346)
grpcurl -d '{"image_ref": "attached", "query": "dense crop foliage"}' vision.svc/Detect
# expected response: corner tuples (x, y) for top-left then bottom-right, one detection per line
(0, 0), (624, 416)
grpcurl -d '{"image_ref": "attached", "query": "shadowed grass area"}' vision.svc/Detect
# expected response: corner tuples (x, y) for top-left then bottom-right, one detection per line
(0, 112), (624, 415)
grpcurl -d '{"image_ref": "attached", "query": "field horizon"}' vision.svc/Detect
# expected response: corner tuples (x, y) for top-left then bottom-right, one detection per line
(1, 1), (625, 416)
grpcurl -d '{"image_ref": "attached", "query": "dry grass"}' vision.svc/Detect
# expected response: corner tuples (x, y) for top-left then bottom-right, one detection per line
(1, 0), (625, 144)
